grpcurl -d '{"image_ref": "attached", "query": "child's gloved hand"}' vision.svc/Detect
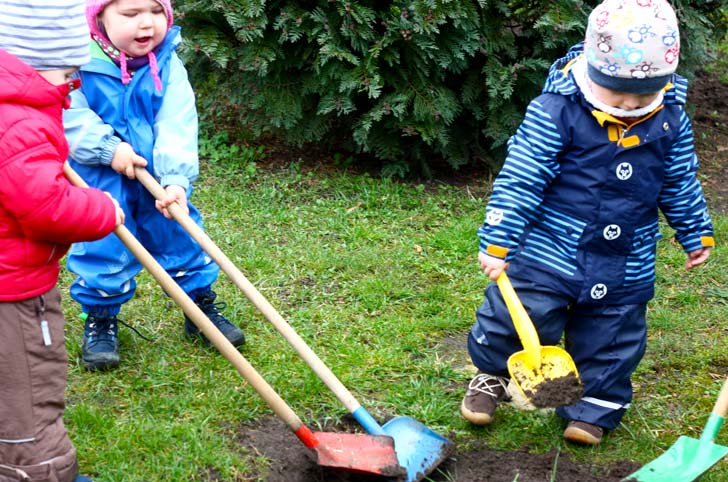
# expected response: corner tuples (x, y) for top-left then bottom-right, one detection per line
(111, 142), (148, 179)
(478, 251), (508, 280)
(155, 184), (189, 219)
(104, 192), (125, 227)
(686, 246), (711, 270)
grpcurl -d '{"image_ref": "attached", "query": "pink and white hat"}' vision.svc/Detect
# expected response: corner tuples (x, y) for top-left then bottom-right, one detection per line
(86, 0), (173, 37)
(86, 0), (173, 89)
(584, 0), (680, 94)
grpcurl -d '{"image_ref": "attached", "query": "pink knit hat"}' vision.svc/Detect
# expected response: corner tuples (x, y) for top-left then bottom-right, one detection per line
(86, 0), (173, 90)
(86, 0), (173, 35)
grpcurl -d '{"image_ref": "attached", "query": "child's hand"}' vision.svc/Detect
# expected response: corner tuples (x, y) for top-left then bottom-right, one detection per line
(155, 184), (189, 219)
(686, 246), (711, 270)
(478, 251), (508, 280)
(104, 192), (125, 227)
(114, 205), (125, 227)
(111, 142), (148, 179)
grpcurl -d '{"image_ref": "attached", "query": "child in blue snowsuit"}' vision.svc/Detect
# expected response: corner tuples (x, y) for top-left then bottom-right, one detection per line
(460, 0), (714, 445)
(63, 0), (245, 371)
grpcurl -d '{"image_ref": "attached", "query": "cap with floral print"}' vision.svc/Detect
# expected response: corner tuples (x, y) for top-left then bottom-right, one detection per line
(584, 0), (680, 94)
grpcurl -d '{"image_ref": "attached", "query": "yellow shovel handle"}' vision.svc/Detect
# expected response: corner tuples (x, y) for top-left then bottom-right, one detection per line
(496, 272), (541, 369)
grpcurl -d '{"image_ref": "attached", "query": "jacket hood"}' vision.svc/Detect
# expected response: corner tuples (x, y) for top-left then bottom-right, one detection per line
(0, 48), (71, 108)
(543, 43), (687, 108)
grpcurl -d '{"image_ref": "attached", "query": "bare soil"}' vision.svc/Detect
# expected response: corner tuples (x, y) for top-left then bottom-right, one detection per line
(514, 370), (582, 409)
(234, 417), (640, 482)
(227, 69), (728, 482)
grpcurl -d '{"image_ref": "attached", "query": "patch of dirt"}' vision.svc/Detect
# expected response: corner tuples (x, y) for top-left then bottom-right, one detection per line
(514, 369), (582, 409)
(235, 417), (640, 482)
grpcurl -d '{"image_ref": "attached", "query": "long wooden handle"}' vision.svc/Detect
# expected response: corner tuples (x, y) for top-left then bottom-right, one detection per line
(135, 167), (369, 418)
(697, 376), (728, 445)
(63, 163), (311, 440)
(496, 272), (542, 368)
(713, 376), (728, 418)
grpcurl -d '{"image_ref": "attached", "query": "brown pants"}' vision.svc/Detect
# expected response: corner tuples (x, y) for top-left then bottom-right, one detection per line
(0, 287), (79, 482)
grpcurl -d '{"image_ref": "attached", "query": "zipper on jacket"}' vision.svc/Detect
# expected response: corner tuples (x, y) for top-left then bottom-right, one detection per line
(44, 244), (58, 265)
(596, 105), (666, 148)
(37, 295), (52, 346)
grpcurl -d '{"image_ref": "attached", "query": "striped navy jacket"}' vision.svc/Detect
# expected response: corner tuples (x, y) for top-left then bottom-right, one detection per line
(479, 45), (714, 304)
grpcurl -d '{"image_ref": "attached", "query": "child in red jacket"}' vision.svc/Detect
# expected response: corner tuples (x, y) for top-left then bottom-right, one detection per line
(0, 2), (124, 481)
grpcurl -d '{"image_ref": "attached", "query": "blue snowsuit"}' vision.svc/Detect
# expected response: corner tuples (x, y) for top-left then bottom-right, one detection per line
(63, 27), (219, 316)
(469, 45), (714, 429)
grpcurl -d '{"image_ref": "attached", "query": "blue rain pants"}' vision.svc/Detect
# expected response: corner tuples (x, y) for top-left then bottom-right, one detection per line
(66, 162), (219, 315)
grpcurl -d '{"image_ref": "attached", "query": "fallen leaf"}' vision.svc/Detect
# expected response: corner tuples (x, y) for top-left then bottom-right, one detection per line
(346, 201), (363, 213)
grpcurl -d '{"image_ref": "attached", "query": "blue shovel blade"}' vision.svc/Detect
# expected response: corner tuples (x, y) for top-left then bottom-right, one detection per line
(625, 436), (728, 482)
(381, 416), (454, 482)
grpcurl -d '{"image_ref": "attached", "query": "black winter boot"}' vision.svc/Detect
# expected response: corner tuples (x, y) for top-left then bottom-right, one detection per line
(82, 313), (120, 370)
(184, 290), (245, 347)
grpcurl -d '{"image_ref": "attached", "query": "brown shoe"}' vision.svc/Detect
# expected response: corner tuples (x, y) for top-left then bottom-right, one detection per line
(563, 420), (604, 445)
(460, 372), (510, 425)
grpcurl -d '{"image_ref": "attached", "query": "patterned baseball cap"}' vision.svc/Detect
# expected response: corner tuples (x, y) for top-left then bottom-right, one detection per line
(0, 0), (90, 70)
(584, 0), (680, 94)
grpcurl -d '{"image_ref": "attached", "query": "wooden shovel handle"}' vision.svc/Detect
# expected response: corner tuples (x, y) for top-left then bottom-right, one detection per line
(713, 376), (728, 418)
(134, 167), (368, 418)
(63, 162), (310, 439)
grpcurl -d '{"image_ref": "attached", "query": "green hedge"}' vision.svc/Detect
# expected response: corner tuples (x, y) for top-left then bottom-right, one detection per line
(176, 0), (721, 176)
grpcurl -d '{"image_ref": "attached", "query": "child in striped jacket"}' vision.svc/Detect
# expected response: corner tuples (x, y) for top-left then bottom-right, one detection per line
(460, 0), (713, 446)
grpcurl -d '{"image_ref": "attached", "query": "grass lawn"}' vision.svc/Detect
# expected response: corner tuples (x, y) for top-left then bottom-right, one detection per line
(60, 156), (728, 481)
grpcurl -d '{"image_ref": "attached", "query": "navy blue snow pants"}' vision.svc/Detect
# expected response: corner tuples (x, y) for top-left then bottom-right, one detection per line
(467, 274), (647, 430)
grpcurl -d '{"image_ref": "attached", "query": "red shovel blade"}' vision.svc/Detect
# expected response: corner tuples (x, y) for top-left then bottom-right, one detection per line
(312, 431), (405, 477)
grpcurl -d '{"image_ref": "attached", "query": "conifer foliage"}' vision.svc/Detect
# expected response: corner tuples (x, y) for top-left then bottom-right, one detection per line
(176, 0), (719, 175)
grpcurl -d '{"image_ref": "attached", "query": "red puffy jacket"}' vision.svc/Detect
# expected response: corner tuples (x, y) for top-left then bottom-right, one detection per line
(0, 49), (118, 302)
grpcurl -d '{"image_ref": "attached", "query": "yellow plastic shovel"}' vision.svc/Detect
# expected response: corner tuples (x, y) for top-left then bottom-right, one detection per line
(496, 272), (582, 408)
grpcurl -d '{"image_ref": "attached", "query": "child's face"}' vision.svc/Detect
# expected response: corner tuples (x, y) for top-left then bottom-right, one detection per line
(100, 0), (168, 58)
(590, 81), (661, 112)
(37, 67), (79, 86)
